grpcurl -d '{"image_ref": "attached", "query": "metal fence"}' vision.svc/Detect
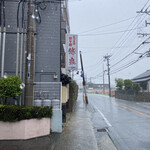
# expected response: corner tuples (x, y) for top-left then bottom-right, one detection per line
(34, 82), (62, 110)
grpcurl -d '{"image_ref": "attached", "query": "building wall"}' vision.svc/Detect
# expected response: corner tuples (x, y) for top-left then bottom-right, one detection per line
(67, 84), (69, 101)
(62, 86), (67, 103)
(0, 1), (61, 83)
(0, 1), (26, 75)
(35, 2), (61, 82)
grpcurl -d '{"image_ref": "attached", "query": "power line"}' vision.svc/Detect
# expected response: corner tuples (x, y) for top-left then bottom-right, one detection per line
(85, 58), (103, 69)
(110, 56), (145, 75)
(111, 59), (139, 74)
(80, 46), (128, 49)
(110, 50), (149, 74)
(110, 13), (147, 56)
(109, 13), (148, 64)
(109, 2), (150, 59)
(140, 0), (150, 11)
(78, 28), (142, 36)
(110, 36), (150, 68)
(77, 16), (140, 35)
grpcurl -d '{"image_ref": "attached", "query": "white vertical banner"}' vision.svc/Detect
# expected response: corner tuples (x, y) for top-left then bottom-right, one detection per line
(66, 34), (78, 70)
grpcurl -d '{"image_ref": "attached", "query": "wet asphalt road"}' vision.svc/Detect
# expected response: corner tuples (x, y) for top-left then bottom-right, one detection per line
(88, 94), (150, 150)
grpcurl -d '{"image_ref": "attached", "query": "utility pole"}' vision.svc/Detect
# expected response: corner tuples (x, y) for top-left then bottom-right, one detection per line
(103, 64), (105, 94)
(104, 55), (111, 97)
(80, 51), (88, 104)
(25, 0), (36, 106)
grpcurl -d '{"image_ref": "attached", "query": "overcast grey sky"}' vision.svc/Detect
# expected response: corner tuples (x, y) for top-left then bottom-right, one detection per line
(68, 0), (150, 86)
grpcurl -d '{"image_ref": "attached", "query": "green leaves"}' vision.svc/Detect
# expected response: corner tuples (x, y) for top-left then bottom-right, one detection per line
(124, 79), (133, 90)
(0, 105), (53, 122)
(115, 78), (141, 94)
(132, 83), (141, 94)
(0, 76), (23, 102)
(115, 78), (124, 90)
(69, 81), (78, 102)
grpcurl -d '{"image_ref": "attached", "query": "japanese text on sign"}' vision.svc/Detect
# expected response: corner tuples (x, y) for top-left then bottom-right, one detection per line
(66, 34), (78, 70)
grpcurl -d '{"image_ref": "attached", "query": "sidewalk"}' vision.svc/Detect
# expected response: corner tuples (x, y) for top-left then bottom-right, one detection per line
(0, 96), (98, 150)
(54, 96), (98, 150)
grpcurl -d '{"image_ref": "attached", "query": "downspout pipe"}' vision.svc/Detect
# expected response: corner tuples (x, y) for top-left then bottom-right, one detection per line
(1, 0), (6, 77)
(16, 0), (22, 76)
(19, 0), (25, 106)
(0, 2), (2, 77)
(20, 0), (25, 80)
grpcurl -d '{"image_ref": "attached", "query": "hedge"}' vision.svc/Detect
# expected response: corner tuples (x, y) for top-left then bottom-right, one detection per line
(69, 80), (78, 103)
(0, 105), (53, 122)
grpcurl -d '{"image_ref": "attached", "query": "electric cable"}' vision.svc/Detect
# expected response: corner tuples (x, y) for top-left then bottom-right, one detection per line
(34, 0), (48, 24)
(78, 16), (141, 35)
(2, 0), (5, 27)
(110, 56), (146, 75)
(110, 3), (150, 61)
(110, 50), (148, 74)
(141, 0), (150, 11)
(110, 36), (150, 68)
(78, 28), (142, 36)
(17, 0), (23, 28)
(22, 0), (25, 28)
(110, 13), (146, 56)
(109, 13), (148, 65)
(85, 58), (103, 69)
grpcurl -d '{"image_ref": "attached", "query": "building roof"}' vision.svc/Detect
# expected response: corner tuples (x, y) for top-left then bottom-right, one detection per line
(132, 70), (150, 82)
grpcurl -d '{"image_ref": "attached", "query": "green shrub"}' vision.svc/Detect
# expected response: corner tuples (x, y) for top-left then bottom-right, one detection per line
(0, 105), (53, 122)
(133, 83), (141, 94)
(115, 78), (124, 90)
(69, 80), (78, 102)
(124, 79), (133, 90)
(0, 76), (24, 104)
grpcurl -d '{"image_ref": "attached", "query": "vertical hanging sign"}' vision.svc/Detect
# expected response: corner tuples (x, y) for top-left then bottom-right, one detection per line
(66, 34), (78, 70)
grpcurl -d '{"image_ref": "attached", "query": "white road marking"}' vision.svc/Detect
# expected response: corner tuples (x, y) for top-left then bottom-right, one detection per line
(94, 105), (112, 127)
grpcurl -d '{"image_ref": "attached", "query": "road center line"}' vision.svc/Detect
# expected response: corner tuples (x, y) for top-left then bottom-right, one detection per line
(94, 105), (112, 127)
(117, 103), (150, 118)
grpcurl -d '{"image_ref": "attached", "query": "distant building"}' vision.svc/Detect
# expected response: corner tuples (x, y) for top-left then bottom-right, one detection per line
(87, 82), (109, 90)
(132, 70), (150, 92)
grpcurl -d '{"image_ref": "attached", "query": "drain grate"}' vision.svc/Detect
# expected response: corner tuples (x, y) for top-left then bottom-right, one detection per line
(97, 128), (107, 132)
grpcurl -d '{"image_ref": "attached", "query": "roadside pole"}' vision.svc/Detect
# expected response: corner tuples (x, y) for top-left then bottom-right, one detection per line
(82, 81), (85, 102)
(103, 64), (105, 94)
(104, 55), (111, 97)
(80, 51), (88, 104)
(25, 0), (35, 106)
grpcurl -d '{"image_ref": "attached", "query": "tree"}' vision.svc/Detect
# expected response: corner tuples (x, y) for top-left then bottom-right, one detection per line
(132, 83), (141, 94)
(115, 78), (124, 90)
(0, 76), (24, 104)
(124, 79), (133, 91)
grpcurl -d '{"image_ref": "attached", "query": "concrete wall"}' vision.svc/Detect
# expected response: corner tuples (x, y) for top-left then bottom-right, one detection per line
(115, 91), (150, 102)
(35, 2), (61, 82)
(0, 118), (50, 140)
(50, 110), (62, 133)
